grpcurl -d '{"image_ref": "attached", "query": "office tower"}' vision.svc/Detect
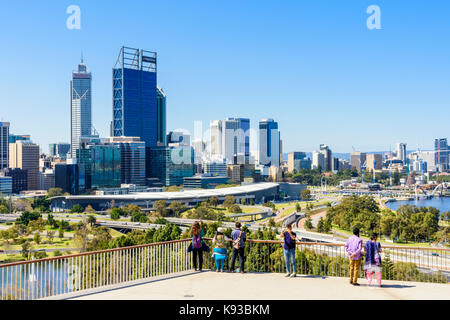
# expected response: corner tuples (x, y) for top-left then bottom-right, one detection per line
(223, 118), (250, 165)
(434, 138), (449, 172)
(366, 153), (383, 171)
(0, 122), (9, 169)
(350, 151), (367, 173)
(49, 143), (71, 159)
(210, 120), (224, 160)
(288, 152), (311, 173)
(106, 136), (146, 185)
(39, 169), (55, 191)
(409, 150), (436, 172)
(312, 150), (325, 170)
(113, 46), (157, 146)
(0, 175), (12, 194)
(259, 119), (280, 168)
(167, 131), (190, 147)
(227, 164), (244, 184)
(279, 139), (283, 165)
(396, 143), (407, 164)
(9, 134), (30, 143)
(9, 142), (39, 190)
(55, 162), (85, 195)
(339, 159), (351, 170)
(71, 58), (92, 157)
(192, 139), (205, 165)
(203, 160), (227, 176)
(319, 144), (332, 171)
(90, 144), (121, 189)
(2, 168), (27, 194)
(331, 157), (340, 171)
(148, 146), (194, 186)
(156, 87), (166, 146)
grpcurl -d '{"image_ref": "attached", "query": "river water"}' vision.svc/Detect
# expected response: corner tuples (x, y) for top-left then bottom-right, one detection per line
(385, 197), (450, 213)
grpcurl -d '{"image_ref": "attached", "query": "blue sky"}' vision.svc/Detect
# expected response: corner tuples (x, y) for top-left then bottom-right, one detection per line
(0, 0), (449, 154)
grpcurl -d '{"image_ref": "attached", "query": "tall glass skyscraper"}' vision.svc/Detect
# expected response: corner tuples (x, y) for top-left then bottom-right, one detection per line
(112, 46), (157, 147)
(258, 119), (280, 168)
(0, 122), (9, 169)
(223, 118), (250, 165)
(71, 59), (92, 157)
(156, 86), (166, 146)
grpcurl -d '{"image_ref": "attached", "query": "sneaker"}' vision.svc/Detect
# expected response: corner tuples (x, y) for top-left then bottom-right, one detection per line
(285, 273), (291, 277)
(290, 273), (297, 278)
(194, 268), (198, 271)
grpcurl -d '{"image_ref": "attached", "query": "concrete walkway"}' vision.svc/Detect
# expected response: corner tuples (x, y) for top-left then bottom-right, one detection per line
(70, 271), (449, 300)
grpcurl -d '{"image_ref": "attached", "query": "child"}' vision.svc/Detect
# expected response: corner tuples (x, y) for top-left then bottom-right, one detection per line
(212, 227), (229, 272)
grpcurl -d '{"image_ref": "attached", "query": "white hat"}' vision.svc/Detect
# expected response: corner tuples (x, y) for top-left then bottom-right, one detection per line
(217, 227), (224, 233)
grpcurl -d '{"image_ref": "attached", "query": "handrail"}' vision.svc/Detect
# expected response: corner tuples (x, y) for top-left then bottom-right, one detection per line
(1, 237), (448, 269)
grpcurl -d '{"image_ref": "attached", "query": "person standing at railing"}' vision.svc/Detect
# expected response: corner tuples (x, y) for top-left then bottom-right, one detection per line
(212, 227), (229, 272)
(364, 233), (383, 287)
(280, 224), (297, 277)
(230, 222), (246, 273)
(345, 227), (363, 286)
(189, 221), (204, 271)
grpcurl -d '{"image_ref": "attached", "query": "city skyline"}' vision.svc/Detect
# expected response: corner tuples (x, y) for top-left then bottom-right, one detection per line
(1, 1), (450, 154)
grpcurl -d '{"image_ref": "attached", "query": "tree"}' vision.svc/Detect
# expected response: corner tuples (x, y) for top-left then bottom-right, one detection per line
(110, 209), (121, 220)
(85, 205), (96, 214)
(16, 211), (41, 226)
(295, 203), (301, 212)
(208, 196), (219, 207)
(87, 215), (96, 227)
(33, 233), (41, 244)
(240, 198), (246, 205)
(46, 230), (55, 243)
(301, 189), (311, 200)
(124, 204), (141, 216)
(21, 240), (33, 260)
(228, 204), (242, 214)
(74, 221), (89, 252)
(58, 227), (64, 238)
(13, 198), (32, 212)
(0, 204), (9, 213)
(71, 204), (84, 213)
(223, 196), (235, 209)
(304, 217), (313, 230)
(268, 218), (276, 228)
(47, 188), (63, 198)
(154, 200), (168, 217)
(169, 201), (186, 217)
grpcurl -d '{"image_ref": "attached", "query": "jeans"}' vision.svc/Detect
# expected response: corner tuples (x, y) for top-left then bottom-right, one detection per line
(193, 248), (203, 270)
(284, 248), (297, 273)
(230, 248), (245, 271)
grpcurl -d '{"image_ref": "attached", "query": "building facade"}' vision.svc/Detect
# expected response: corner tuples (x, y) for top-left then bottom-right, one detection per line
(350, 151), (367, 173)
(259, 119), (280, 168)
(49, 143), (71, 159)
(435, 138), (449, 172)
(1, 168), (27, 194)
(55, 163), (85, 195)
(90, 144), (121, 189)
(366, 153), (383, 171)
(287, 152), (311, 173)
(9, 142), (40, 190)
(71, 59), (92, 157)
(183, 175), (229, 189)
(312, 151), (325, 170)
(396, 143), (407, 164)
(223, 118), (250, 165)
(319, 144), (332, 171)
(0, 122), (9, 170)
(156, 86), (166, 146)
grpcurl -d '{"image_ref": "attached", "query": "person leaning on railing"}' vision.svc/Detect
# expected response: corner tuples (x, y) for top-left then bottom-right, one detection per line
(187, 221), (209, 272)
(345, 227), (363, 286)
(230, 222), (246, 273)
(212, 227), (229, 272)
(280, 224), (297, 277)
(363, 233), (383, 287)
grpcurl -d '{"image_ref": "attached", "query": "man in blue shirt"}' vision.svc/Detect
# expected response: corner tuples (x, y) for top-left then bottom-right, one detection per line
(230, 222), (246, 273)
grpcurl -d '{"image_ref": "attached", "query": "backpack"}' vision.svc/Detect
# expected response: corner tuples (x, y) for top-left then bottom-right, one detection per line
(233, 231), (243, 250)
(192, 235), (202, 249)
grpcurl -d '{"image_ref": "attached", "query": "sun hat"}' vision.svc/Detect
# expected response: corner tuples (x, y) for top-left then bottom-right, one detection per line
(217, 227), (224, 233)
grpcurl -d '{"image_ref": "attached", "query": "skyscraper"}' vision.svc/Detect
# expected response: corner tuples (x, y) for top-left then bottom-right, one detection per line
(396, 143), (407, 164)
(350, 151), (367, 173)
(156, 86), (166, 146)
(223, 118), (250, 165)
(71, 58), (92, 157)
(9, 141), (40, 190)
(259, 119), (280, 168)
(312, 151), (325, 170)
(435, 138), (449, 172)
(112, 46), (157, 147)
(288, 152), (311, 173)
(210, 120), (224, 160)
(319, 144), (332, 171)
(0, 122), (9, 169)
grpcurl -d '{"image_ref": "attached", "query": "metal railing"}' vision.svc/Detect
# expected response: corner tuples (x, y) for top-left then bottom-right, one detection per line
(0, 239), (192, 300)
(0, 238), (448, 300)
(202, 239), (450, 283)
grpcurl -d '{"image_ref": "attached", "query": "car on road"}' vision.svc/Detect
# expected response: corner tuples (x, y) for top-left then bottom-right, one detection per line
(431, 252), (439, 257)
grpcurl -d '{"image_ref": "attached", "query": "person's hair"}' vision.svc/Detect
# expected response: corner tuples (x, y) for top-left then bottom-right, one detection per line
(285, 224), (296, 241)
(286, 224), (292, 230)
(353, 227), (360, 236)
(370, 233), (378, 241)
(235, 222), (241, 228)
(190, 221), (201, 236)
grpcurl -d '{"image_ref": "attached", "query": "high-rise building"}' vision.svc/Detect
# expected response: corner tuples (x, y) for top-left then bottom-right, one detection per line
(408, 150), (437, 172)
(0, 122), (9, 170)
(39, 169), (55, 191)
(312, 150), (325, 170)
(156, 87), (166, 146)
(167, 131), (190, 147)
(350, 151), (367, 173)
(71, 58), (92, 157)
(49, 143), (71, 159)
(210, 120), (224, 160)
(319, 144), (332, 171)
(435, 138), (449, 172)
(192, 139), (205, 165)
(2, 168), (27, 194)
(55, 162), (85, 195)
(396, 143), (407, 164)
(203, 160), (227, 176)
(223, 118), (250, 165)
(366, 153), (383, 171)
(9, 134), (30, 143)
(259, 119), (280, 168)
(106, 136), (146, 186)
(112, 46), (157, 147)
(9, 142), (40, 190)
(287, 152), (311, 173)
(90, 144), (121, 189)
(148, 146), (195, 186)
(0, 175), (12, 195)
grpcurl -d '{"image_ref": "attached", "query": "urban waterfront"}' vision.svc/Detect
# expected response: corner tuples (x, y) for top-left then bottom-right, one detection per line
(386, 197), (450, 213)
